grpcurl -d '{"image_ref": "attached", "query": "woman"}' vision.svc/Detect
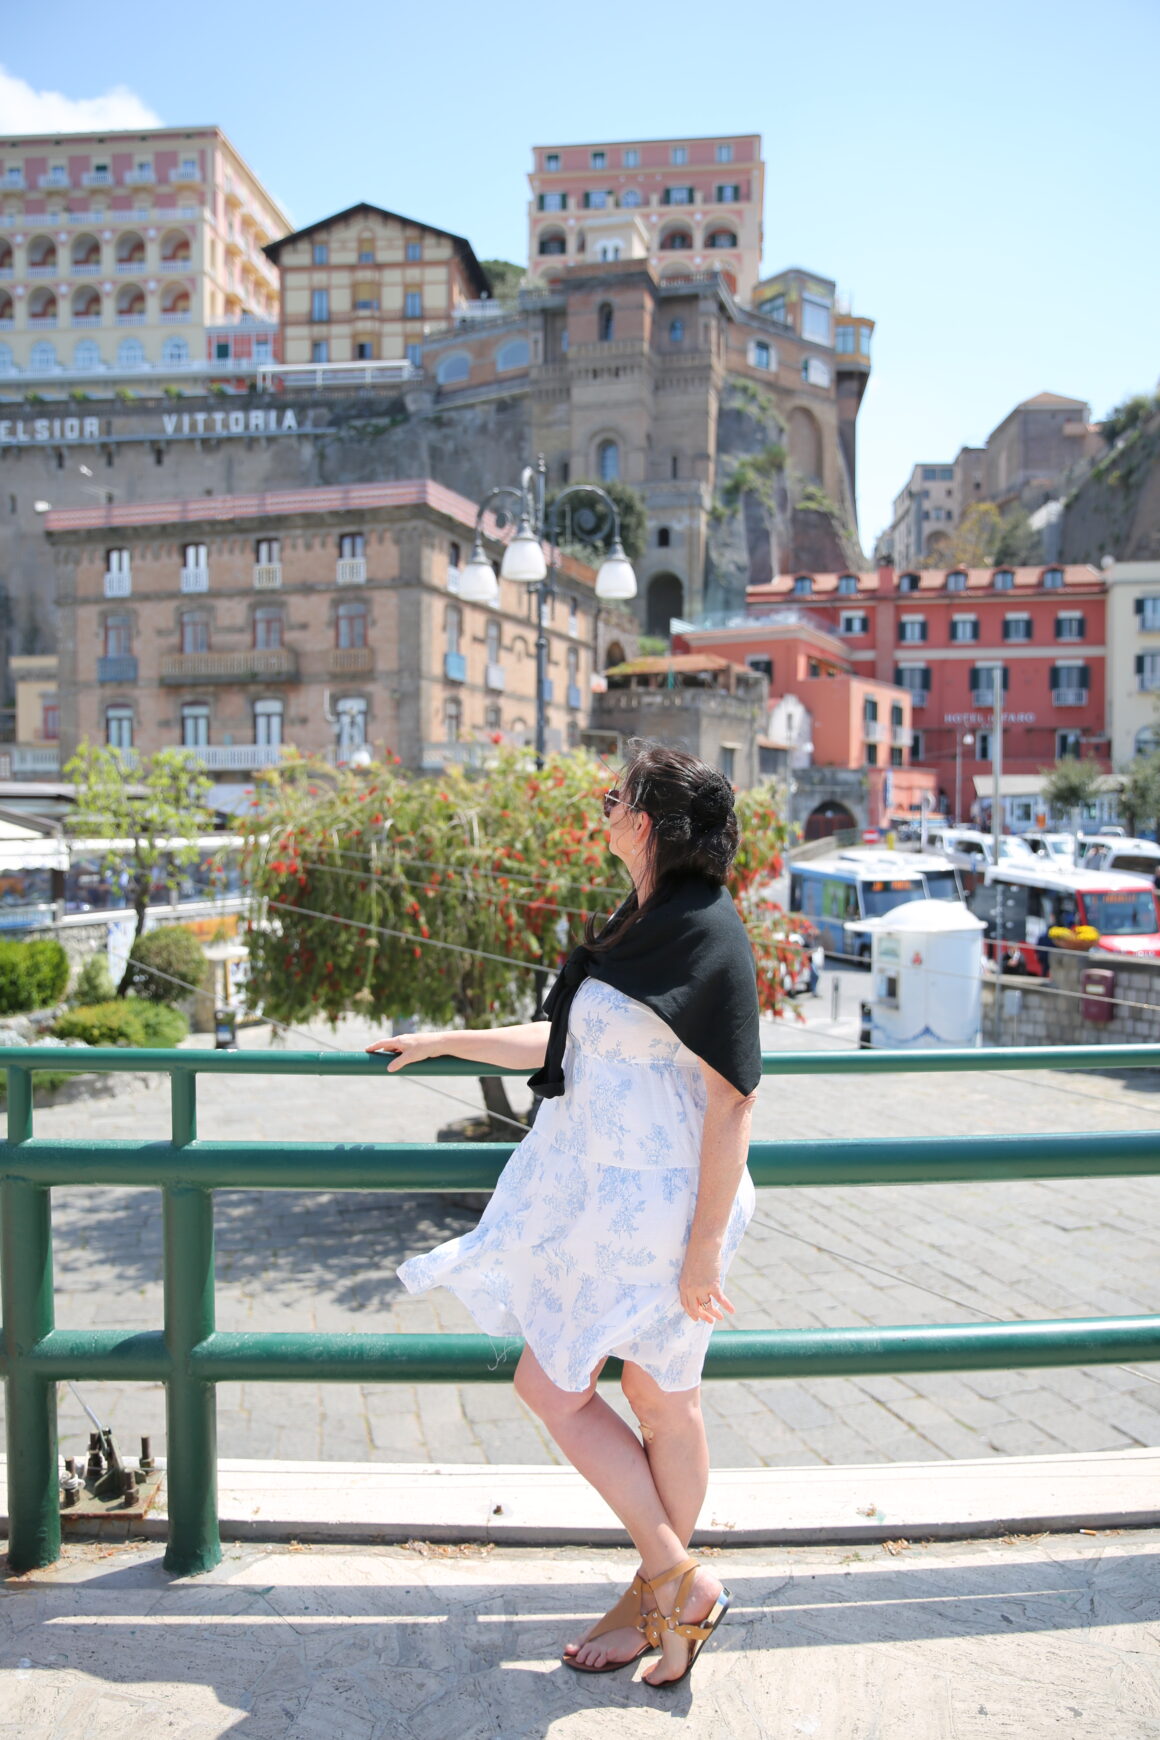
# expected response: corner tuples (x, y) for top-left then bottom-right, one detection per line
(368, 742), (761, 1688)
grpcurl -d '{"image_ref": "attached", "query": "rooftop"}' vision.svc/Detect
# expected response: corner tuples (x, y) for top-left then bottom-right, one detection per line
(747, 564), (1102, 603)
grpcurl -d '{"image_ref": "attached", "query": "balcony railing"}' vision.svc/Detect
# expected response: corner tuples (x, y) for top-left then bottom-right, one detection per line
(161, 310), (192, 323)
(37, 173), (69, 189)
(160, 649), (298, 684)
(71, 315), (101, 328)
(187, 744), (285, 770)
(27, 316), (58, 329)
(893, 726), (913, 748)
(71, 262), (102, 275)
(96, 655), (138, 684)
(1052, 689), (1089, 707)
(863, 719), (883, 741)
(169, 166), (201, 183)
(328, 646), (373, 675)
(2, 1041), (1160, 1576)
(335, 557), (366, 586)
(82, 170), (113, 187)
(27, 264), (59, 277)
(252, 563), (282, 589)
(444, 650), (467, 682)
(115, 260), (146, 273)
(103, 571), (131, 598)
(124, 167), (155, 185)
(180, 566), (209, 594)
(115, 313), (147, 326)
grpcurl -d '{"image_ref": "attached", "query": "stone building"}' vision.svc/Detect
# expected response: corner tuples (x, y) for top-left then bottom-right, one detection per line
(44, 479), (604, 777)
(590, 652), (768, 788)
(0, 125), (286, 391)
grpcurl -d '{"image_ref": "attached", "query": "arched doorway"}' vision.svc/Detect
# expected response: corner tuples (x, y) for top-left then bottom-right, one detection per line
(804, 800), (856, 841)
(646, 573), (684, 637)
(788, 406), (823, 483)
(604, 640), (626, 670)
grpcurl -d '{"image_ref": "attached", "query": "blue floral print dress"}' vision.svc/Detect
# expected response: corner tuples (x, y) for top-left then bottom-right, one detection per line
(396, 979), (755, 1392)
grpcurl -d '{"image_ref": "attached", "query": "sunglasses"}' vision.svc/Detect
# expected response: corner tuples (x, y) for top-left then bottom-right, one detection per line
(602, 788), (637, 819)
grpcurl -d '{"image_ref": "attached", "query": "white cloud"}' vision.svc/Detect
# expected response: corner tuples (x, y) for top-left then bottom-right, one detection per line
(0, 65), (161, 133)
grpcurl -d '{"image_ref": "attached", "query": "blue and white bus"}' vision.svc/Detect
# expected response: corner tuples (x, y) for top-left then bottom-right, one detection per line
(789, 851), (962, 961)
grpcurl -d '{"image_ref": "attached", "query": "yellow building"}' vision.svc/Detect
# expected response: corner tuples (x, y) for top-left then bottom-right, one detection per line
(0, 126), (288, 392)
(265, 203), (490, 371)
(4, 653), (60, 778)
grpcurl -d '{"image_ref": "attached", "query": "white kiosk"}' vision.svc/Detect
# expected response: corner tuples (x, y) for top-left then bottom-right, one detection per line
(850, 898), (986, 1049)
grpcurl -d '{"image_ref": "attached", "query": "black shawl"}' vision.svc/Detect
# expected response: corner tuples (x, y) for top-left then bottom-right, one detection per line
(528, 876), (761, 1100)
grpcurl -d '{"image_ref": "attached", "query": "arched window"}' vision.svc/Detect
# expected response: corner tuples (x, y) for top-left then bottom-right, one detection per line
(898, 572), (920, 593)
(946, 570), (967, 592)
(621, 189), (642, 207)
(668, 318), (684, 343)
(992, 568), (1014, 590)
(598, 302), (614, 341)
(336, 696), (367, 756)
(1042, 567), (1064, 588)
(73, 339), (101, 371)
(707, 229), (738, 249)
(27, 235), (57, 269)
(71, 287), (100, 321)
(116, 284), (145, 318)
(117, 337), (145, 368)
(159, 230), (191, 264)
(0, 293), (12, 324)
(161, 336), (189, 366)
(604, 641), (626, 670)
(253, 605), (284, 650)
(0, 344), (15, 376)
(115, 231), (145, 265)
(837, 574), (859, 594)
(485, 702), (502, 732)
(29, 341), (58, 372)
(659, 228), (693, 251)
(538, 230), (566, 255)
(160, 284), (190, 317)
(336, 600), (367, 649)
(495, 337), (530, 372)
(792, 575), (813, 596)
(71, 232), (101, 267)
(435, 351), (471, 385)
(28, 288), (57, 322)
(657, 527), (671, 548)
(443, 696), (462, 743)
(597, 438), (620, 482)
(646, 574), (684, 636)
(105, 705), (133, 751)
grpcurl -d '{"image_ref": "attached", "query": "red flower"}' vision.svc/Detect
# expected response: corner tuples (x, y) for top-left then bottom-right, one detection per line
(371, 813), (383, 824)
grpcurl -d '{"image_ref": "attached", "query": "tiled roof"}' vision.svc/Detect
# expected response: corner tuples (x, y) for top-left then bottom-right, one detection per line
(747, 564), (1102, 602)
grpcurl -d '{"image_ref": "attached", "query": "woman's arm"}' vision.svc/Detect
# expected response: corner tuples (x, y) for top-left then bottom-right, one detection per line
(678, 1060), (757, 1324)
(366, 1022), (549, 1073)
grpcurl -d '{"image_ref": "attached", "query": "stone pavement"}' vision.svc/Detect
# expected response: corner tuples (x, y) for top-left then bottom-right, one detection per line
(9, 988), (1160, 1473)
(2, 1531), (1158, 1739)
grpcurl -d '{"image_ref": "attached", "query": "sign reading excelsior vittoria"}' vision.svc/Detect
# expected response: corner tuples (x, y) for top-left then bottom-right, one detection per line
(0, 409), (303, 445)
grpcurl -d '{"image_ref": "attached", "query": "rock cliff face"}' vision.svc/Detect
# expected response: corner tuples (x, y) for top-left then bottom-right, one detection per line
(1061, 411), (1160, 564)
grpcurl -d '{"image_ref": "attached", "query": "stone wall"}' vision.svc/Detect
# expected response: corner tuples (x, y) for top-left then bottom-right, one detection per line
(982, 948), (1160, 1047)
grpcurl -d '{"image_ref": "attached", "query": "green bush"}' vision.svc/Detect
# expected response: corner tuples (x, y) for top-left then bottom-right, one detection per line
(51, 997), (188, 1049)
(0, 938), (70, 1015)
(73, 953), (115, 1005)
(122, 926), (208, 1003)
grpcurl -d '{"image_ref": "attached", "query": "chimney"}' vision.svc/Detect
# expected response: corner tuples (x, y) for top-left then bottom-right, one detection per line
(876, 559), (894, 590)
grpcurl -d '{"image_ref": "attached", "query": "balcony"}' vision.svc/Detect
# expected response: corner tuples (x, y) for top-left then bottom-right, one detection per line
(115, 313), (147, 326)
(328, 646), (373, 676)
(28, 265), (59, 278)
(103, 571), (131, 598)
(170, 166), (201, 184)
(335, 557), (366, 586)
(444, 651), (467, 683)
(38, 173), (69, 190)
(252, 563), (282, 589)
(71, 315), (102, 328)
(863, 719), (883, 741)
(0, 268), (11, 279)
(28, 317), (58, 329)
(180, 566), (209, 594)
(125, 167), (155, 185)
(97, 655), (138, 684)
(1052, 688), (1089, 707)
(3, 173), (25, 190)
(160, 649), (298, 685)
(567, 684), (583, 711)
(71, 262), (103, 275)
(485, 662), (505, 692)
(893, 726), (913, 749)
(82, 170), (113, 187)
(188, 745), (284, 771)
(161, 310), (192, 323)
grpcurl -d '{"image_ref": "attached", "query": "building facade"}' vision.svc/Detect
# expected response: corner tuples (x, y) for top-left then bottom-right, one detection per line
(264, 203), (489, 369)
(590, 653), (768, 789)
(44, 480), (602, 778)
(0, 126), (288, 392)
(527, 136), (764, 306)
(743, 562), (1108, 820)
(1106, 561), (1160, 765)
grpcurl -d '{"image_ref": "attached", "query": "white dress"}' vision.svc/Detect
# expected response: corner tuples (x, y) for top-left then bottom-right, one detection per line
(396, 979), (756, 1393)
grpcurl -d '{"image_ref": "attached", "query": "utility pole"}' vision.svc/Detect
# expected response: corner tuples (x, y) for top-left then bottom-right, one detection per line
(991, 663), (1005, 1041)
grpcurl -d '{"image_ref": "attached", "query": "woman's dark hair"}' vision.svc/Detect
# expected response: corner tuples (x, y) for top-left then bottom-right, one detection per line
(585, 739), (740, 950)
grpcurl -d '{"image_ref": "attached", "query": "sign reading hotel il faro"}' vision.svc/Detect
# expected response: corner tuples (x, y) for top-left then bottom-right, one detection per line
(0, 408), (303, 446)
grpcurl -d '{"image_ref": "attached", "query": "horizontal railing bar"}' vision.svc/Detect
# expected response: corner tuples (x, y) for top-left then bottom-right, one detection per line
(2, 1043), (1160, 1078)
(5, 1129), (1160, 1189)
(4, 1317), (1159, 1383)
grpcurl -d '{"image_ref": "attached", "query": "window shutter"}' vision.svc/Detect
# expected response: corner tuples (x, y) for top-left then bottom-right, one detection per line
(968, 668), (979, 692)
(893, 667), (901, 685)
(1003, 666), (1009, 691)
(537, 194), (545, 211)
(1055, 617), (1063, 639)
(920, 621), (928, 642)
(971, 621), (980, 640)
(1002, 621), (1011, 641)
(1078, 615), (1086, 637)
(1050, 664), (1060, 687)
(922, 666), (932, 690)
(1081, 664), (1091, 686)
(1136, 654), (1145, 676)
(1136, 597), (1144, 618)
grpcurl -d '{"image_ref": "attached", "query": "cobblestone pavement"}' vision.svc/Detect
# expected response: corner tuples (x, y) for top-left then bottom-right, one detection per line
(10, 988), (1160, 1472)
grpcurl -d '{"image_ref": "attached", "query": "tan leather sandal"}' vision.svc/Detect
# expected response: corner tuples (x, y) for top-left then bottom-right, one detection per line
(639, 1556), (731, 1688)
(561, 1571), (658, 1674)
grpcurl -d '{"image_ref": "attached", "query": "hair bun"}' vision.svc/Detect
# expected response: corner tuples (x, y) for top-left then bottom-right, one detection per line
(690, 778), (734, 831)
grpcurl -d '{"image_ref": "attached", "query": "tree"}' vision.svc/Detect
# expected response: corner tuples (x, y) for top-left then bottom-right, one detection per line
(545, 478), (648, 564)
(1118, 752), (1160, 838)
(1040, 754), (1105, 842)
(64, 743), (215, 992)
(241, 750), (798, 1133)
(919, 500), (1042, 570)
(477, 259), (526, 307)
(1102, 393), (1158, 447)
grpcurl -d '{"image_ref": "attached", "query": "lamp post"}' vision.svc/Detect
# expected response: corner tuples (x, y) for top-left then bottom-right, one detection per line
(953, 728), (975, 824)
(455, 456), (637, 766)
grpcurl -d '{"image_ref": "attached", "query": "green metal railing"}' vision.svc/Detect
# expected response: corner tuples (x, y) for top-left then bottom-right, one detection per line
(3, 1041), (1160, 1576)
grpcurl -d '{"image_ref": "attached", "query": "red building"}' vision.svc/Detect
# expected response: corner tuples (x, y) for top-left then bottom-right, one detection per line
(744, 563), (1108, 821)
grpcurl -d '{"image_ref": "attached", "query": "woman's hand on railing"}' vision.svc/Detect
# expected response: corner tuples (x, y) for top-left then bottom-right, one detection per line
(365, 1033), (452, 1072)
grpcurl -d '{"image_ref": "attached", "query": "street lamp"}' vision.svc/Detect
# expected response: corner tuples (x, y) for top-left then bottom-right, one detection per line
(457, 456), (637, 765)
(953, 729), (975, 824)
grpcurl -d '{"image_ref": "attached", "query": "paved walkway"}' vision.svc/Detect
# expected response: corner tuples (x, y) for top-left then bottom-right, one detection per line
(2, 1531), (1158, 1738)
(9, 982), (1160, 1472)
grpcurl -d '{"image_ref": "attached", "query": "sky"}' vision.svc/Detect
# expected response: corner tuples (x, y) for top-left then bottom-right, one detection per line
(2, 0), (1157, 549)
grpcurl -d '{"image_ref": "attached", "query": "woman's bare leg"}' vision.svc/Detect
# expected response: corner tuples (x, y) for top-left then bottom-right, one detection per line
(513, 1346), (687, 1671)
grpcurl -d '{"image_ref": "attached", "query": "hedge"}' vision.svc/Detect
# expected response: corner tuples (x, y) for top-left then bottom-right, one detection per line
(0, 938), (70, 1015)
(52, 998), (189, 1049)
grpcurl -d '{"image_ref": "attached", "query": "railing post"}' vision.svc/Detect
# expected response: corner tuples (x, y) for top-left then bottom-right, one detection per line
(163, 1071), (220, 1575)
(2, 1065), (61, 1572)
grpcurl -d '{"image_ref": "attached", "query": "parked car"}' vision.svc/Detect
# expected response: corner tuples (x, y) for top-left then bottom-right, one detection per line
(1078, 836), (1160, 880)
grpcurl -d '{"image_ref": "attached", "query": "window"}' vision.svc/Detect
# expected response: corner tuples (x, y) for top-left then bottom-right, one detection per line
(311, 288), (329, 321)
(181, 702), (209, 749)
(950, 615), (979, 642)
(1136, 596), (1160, 630)
(443, 696), (462, 742)
(598, 302), (614, 341)
(751, 340), (773, 370)
(835, 326), (856, 354)
(716, 143), (734, 163)
(311, 339), (329, 363)
(837, 574), (859, 595)
(895, 665), (930, 701)
(486, 617), (501, 665)
(671, 454), (680, 479)
(759, 292), (786, 322)
(336, 696), (367, 755)
(910, 730), (924, 761)
(792, 575), (813, 596)
(971, 664), (1009, 701)
(435, 351), (470, 384)
(621, 188), (642, 208)
(992, 569), (1014, 590)
(866, 743), (879, 766)
(719, 745), (735, 781)
(707, 228), (738, 249)
(358, 246), (375, 264)
(406, 342), (423, 366)
(354, 341), (374, 360)
(538, 231), (566, 255)
(312, 242), (328, 264)
(1042, 568), (1064, 589)
(485, 703), (502, 732)
(161, 336), (189, 366)
(715, 184), (741, 202)
(339, 532), (365, 560)
(1003, 614), (1032, 642)
(445, 602), (462, 657)
(104, 614), (132, 657)
(568, 596), (579, 636)
(404, 291), (422, 318)
(567, 645), (579, 688)
(253, 605), (284, 650)
(801, 296), (832, 344)
(495, 337), (530, 371)
(583, 190), (610, 209)
(253, 698), (283, 748)
(976, 730), (992, 762)
(668, 318), (684, 343)
(590, 149), (606, 168)
(116, 338), (144, 369)
(539, 191), (566, 213)
(945, 570), (967, 592)
(663, 186), (695, 205)
(657, 527), (671, 548)
(670, 145), (687, 165)
(106, 706), (133, 751)
(1137, 653), (1160, 691)
(73, 339), (101, 371)
(181, 611), (209, 655)
(898, 572), (920, 593)
(898, 616), (926, 643)
(405, 241), (421, 261)
(545, 152), (560, 171)
(597, 438), (620, 482)
(622, 148), (639, 168)
(1058, 730), (1083, 759)
(801, 356), (831, 387)
(256, 539), (281, 565)
(41, 700), (60, 741)
(841, 611), (869, 634)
